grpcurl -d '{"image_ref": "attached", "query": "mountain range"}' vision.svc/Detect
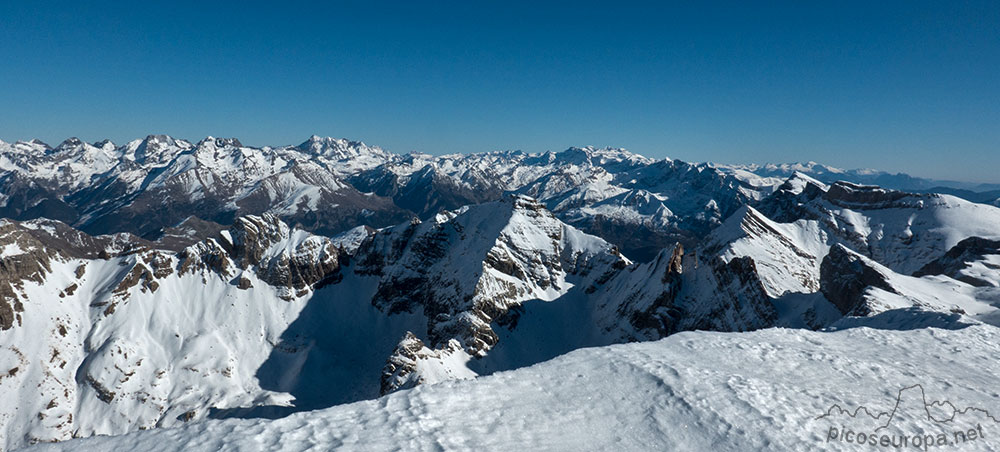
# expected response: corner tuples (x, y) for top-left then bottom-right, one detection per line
(2, 135), (1000, 450)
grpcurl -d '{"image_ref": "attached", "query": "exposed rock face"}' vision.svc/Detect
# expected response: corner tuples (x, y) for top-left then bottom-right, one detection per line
(665, 243), (684, 279)
(0, 218), (156, 330)
(820, 244), (899, 315)
(235, 215), (343, 287)
(754, 172), (828, 223)
(618, 244), (685, 338)
(177, 214), (345, 298)
(152, 216), (227, 252)
(379, 332), (470, 395)
(822, 181), (911, 209)
(225, 215), (293, 267)
(595, 216), (789, 338)
(357, 195), (629, 355)
(178, 239), (234, 277)
(913, 237), (1000, 287)
(693, 256), (779, 331)
(0, 222), (53, 330)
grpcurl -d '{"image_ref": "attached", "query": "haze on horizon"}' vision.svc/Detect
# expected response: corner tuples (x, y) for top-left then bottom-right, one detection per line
(0, 1), (997, 183)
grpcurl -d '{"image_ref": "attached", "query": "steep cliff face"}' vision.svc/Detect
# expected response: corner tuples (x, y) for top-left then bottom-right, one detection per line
(820, 244), (900, 315)
(356, 195), (629, 355)
(913, 237), (1000, 287)
(220, 215), (345, 295)
(0, 220), (55, 330)
(173, 213), (348, 300)
(690, 255), (780, 331)
(590, 244), (685, 341)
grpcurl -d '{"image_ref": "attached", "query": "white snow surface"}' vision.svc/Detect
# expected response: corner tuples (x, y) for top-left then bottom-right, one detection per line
(24, 323), (1000, 451)
(0, 253), (307, 449)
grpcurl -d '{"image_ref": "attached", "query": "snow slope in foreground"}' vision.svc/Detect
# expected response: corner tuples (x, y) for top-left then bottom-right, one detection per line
(25, 321), (1000, 451)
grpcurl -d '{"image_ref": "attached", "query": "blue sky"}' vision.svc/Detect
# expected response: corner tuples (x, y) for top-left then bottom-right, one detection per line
(1, 1), (997, 182)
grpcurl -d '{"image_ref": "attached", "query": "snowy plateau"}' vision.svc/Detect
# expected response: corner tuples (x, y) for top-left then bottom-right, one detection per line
(1, 135), (1000, 451)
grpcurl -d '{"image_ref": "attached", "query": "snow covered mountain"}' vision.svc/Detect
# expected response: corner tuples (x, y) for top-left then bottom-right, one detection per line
(0, 213), (348, 447)
(2, 134), (1000, 450)
(0, 196), (630, 448)
(0, 138), (772, 262)
(0, 136), (408, 242)
(4, 134), (995, 262)
(716, 160), (1000, 194)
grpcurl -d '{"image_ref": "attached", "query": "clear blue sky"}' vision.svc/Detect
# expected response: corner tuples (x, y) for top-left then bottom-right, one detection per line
(1, 1), (997, 182)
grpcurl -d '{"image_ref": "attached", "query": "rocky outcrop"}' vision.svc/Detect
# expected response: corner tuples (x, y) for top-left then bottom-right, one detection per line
(153, 216), (227, 252)
(625, 244), (684, 337)
(229, 216), (343, 290)
(179, 214), (345, 296)
(178, 239), (235, 277)
(820, 244), (899, 315)
(598, 232), (784, 341)
(693, 255), (779, 331)
(754, 173), (828, 223)
(913, 237), (1000, 287)
(0, 217), (165, 330)
(0, 222), (54, 330)
(822, 181), (912, 209)
(379, 332), (469, 395)
(224, 215), (291, 267)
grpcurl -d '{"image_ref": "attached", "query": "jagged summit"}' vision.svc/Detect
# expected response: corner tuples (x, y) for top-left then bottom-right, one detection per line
(196, 136), (243, 148)
(54, 137), (84, 151)
(358, 194), (627, 352)
(296, 135), (386, 159)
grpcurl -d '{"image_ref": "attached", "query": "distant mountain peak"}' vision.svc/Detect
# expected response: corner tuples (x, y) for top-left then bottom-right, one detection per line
(55, 137), (84, 151)
(296, 135), (384, 160)
(14, 138), (52, 150)
(196, 136), (243, 148)
(557, 146), (655, 166)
